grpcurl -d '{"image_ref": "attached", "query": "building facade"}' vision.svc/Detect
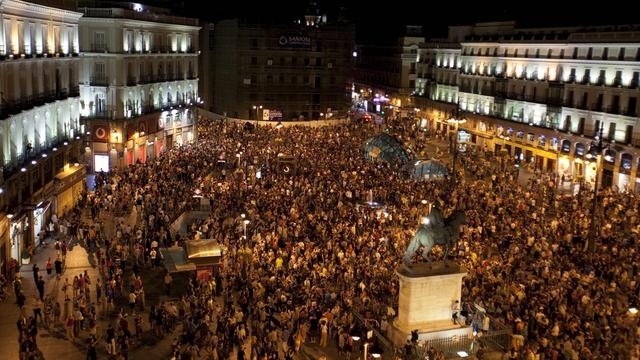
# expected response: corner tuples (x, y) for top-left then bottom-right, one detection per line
(206, 18), (354, 121)
(414, 22), (640, 192)
(78, 3), (200, 170)
(354, 26), (424, 111)
(0, 0), (85, 275)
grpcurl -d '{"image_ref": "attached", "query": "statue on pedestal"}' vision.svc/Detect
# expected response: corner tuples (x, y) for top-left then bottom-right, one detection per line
(402, 207), (466, 266)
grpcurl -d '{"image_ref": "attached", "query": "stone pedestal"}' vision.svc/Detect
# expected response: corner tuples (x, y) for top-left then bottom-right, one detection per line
(388, 262), (470, 346)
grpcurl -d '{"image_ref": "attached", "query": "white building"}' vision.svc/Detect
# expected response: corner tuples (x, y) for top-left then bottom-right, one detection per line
(0, 0), (85, 273)
(78, 3), (200, 170)
(415, 22), (640, 192)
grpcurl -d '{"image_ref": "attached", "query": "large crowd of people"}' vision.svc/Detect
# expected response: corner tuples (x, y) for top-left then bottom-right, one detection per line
(11, 115), (640, 360)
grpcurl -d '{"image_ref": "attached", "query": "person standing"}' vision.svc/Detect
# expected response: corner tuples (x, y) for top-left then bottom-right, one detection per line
(45, 258), (52, 278)
(86, 334), (97, 360)
(164, 271), (173, 297)
(54, 257), (63, 278)
(319, 319), (328, 348)
(32, 263), (39, 285)
(36, 276), (45, 301)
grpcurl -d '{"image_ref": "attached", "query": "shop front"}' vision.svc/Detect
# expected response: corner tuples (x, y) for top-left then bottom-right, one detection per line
(32, 203), (49, 247)
(55, 164), (86, 218)
(558, 156), (572, 179)
(0, 215), (9, 276)
(9, 213), (28, 266)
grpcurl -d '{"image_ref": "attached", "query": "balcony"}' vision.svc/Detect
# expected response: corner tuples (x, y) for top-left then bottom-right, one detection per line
(89, 77), (109, 86)
(547, 97), (564, 106)
(0, 88), (82, 119)
(56, 89), (69, 100)
(84, 106), (115, 120)
(505, 93), (546, 103)
(90, 43), (108, 53)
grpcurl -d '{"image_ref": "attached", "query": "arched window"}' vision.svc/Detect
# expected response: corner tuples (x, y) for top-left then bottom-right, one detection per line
(620, 153), (633, 171)
(604, 149), (616, 164)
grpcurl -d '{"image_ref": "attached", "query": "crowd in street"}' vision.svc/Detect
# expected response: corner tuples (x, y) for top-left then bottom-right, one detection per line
(10, 115), (640, 360)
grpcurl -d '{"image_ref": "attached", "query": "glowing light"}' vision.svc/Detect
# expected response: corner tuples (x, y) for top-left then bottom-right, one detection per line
(63, 142), (68, 146)
(20, 168), (27, 172)
(241, 213), (245, 218)
(53, 147), (58, 151)
(0, 188), (3, 194)
(74, 163), (79, 167)
(352, 51), (357, 57)
(421, 217), (430, 225)
(7, 214), (13, 219)
(630, 307), (638, 314)
(457, 351), (469, 358)
(31, 160), (37, 165)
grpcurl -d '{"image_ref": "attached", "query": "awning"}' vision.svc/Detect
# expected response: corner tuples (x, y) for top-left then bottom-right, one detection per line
(185, 240), (225, 266)
(55, 164), (85, 180)
(160, 247), (196, 273)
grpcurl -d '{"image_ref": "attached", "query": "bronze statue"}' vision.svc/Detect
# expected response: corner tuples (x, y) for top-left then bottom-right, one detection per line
(403, 207), (466, 266)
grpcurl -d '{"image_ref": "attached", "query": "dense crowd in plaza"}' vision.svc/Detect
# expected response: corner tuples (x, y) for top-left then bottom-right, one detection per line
(8, 115), (640, 360)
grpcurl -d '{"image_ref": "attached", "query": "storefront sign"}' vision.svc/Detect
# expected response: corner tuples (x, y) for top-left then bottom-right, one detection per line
(262, 109), (270, 121)
(93, 125), (110, 142)
(268, 110), (283, 120)
(458, 130), (470, 144)
(278, 35), (311, 48)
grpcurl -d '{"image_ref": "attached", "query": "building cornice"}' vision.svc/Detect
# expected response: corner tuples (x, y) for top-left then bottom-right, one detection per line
(0, 0), (83, 22)
(462, 42), (640, 47)
(80, 17), (200, 31)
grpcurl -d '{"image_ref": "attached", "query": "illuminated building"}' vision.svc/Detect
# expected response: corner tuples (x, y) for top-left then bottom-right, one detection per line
(78, 2), (200, 170)
(0, 0), (84, 274)
(414, 22), (640, 192)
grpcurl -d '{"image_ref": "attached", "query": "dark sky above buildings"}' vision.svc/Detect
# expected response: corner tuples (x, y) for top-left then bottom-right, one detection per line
(176, 0), (640, 40)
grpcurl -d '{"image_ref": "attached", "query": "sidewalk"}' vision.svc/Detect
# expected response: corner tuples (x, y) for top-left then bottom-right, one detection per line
(0, 205), (177, 359)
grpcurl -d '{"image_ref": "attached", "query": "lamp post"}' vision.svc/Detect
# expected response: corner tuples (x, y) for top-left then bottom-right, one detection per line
(447, 110), (466, 185)
(252, 105), (262, 126)
(585, 123), (609, 255)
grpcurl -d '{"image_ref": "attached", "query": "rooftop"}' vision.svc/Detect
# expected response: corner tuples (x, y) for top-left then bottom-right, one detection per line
(79, 3), (198, 27)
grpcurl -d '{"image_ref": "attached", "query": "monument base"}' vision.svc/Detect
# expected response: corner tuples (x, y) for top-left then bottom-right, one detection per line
(387, 319), (472, 347)
(388, 262), (470, 346)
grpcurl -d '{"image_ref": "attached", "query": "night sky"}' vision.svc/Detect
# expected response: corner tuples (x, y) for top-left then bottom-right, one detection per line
(173, 0), (640, 40)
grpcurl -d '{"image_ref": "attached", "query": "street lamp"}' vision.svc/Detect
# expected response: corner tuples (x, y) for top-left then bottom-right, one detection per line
(447, 110), (466, 184)
(585, 122), (609, 255)
(243, 219), (250, 242)
(252, 105), (262, 126)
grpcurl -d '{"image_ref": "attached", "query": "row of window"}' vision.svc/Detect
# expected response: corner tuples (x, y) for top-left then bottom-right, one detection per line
(243, 75), (336, 86)
(248, 38), (346, 52)
(246, 94), (343, 103)
(90, 31), (193, 53)
(462, 46), (640, 61)
(91, 60), (195, 81)
(460, 97), (636, 144)
(249, 56), (335, 68)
